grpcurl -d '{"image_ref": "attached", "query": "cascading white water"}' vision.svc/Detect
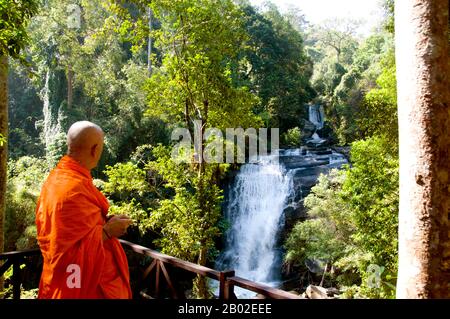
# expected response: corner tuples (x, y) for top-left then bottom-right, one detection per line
(308, 104), (327, 146)
(308, 104), (325, 130)
(41, 70), (60, 149)
(215, 154), (293, 297)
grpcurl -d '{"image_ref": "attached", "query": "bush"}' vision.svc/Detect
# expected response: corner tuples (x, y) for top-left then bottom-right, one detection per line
(284, 135), (398, 298)
(341, 135), (398, 298)
(102, 162), (154, 237)
(285, 169), (360, 288)
(281, 127), (302, 148)
(5, 156), (49, 251)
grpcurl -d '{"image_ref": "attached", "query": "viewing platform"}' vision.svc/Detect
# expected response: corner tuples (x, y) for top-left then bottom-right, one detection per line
(0, 239), (302, 300)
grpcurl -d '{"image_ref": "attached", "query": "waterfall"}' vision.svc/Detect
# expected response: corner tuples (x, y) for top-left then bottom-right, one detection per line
(308, 104), (325, 131)
(42, 70), (61, 149)
(307, 104), (327, 145)
(215, 154), (293, 297)
(40, 69), (67, 167)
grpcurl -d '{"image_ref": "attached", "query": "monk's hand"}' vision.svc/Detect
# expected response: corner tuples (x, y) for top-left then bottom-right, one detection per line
(104, 215), (133, 238)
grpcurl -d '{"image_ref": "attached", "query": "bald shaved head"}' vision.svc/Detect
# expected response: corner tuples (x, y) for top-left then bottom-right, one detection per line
(67, 121), (105, 170)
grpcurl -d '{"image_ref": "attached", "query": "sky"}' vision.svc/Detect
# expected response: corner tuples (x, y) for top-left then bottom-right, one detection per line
(249, 0), (385, 37)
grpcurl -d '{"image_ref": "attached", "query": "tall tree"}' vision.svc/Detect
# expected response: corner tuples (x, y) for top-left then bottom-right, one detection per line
(395, 0), (450, 298)
(114, 0), (261, 298)
(0, 0), (39, 287)
(24, 0), (166, 169)
(237, 4), (313, 131)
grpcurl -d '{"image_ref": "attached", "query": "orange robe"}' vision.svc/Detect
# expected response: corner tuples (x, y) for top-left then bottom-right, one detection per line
(35, 155), (132, 299)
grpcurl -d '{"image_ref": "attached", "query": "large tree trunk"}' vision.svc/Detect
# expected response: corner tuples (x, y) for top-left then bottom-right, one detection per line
(395, 0), (450, 298)
(0, 55), (8, 290)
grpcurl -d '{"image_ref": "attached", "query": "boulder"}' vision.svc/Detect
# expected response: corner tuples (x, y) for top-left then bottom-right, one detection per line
(306, 138), (329, 148)
(305, 285), (340, 299)
(301, 119), (316, 139)
(291, 166), (331, 178)
(305, 285), (329, 299)
(282, 159), (330, 170)
(330, 146), (351, 162)
(283, 204), (308, 228)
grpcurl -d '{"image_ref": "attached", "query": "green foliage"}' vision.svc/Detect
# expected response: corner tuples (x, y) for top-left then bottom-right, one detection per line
(3, 0), (402, 301)
(145, 145), (229, 263)
(285, 170), (359, 284)
(289, 17), (399, 296)
(342, 136), (398, 276)
(103, 162), (148, 199)
(0, 0), (39, 61)
(5, 156), (48, 251)
(358, 51), (397, 147)
(0, 262), (39, 299)
(22, 0), (169, 171)
(238, 4), (313, 132)
(281, 127), (301, 148)
(107, 2), (261, 297)
(285, 136), (398, 298)
(382, 0), (395, 34)
(307, 14), (395, 145)
(0, 133), (6, 146)
(141, 0), (261, 131)
(45, 131), (67, 169)
(101, 161), (153, 235)
(108, 200), (148, 235)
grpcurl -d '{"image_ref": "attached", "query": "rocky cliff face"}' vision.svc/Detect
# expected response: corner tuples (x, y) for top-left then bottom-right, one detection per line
(276, 146), (348, 261)
(272, 146), (348, 291)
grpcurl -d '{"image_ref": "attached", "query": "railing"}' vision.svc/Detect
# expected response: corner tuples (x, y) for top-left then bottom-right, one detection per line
(0, 240), (302, 299)
(120, 239), (302, 299)
(0, 248), (41, 299)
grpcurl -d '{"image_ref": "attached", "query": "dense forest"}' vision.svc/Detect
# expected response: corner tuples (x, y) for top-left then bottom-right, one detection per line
(1, 0), (401, 299)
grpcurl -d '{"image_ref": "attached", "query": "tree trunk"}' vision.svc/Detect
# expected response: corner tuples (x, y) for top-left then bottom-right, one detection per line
(147, 7), (153, 76)
(395, 0), (450, 298)
(193, 118), (209, 299)
(0, 54), (9, 291)
(193, 247), (209, 299)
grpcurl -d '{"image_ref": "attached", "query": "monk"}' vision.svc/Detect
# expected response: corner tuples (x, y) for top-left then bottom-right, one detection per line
(36, 121), (133, 299)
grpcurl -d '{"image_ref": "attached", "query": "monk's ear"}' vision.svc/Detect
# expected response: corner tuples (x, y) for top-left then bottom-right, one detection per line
(91, 144), (98, 157)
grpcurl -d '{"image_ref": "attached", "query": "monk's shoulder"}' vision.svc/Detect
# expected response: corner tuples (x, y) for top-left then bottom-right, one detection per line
(41, 168), (94, 202)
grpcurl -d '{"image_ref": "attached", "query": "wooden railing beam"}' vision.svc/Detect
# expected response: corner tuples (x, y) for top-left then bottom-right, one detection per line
(0, 248), (40, 260)
(227, 276), (303, 299)
(0, 242), (303, 300)
(159, 262), (178, 299)
(119, 240), (220, 280)
(155, 261), (160, 299)
(0, 259), (13, 277)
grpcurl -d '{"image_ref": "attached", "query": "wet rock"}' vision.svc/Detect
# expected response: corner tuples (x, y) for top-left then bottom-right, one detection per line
(282, 159), (330, 170)
(314, 150), (333, 155)
(291, 166), (331, 178)
(301, 119), (316, 139)
(306, 138), (329, 148)
(283, 204), (308, 227)
(330, 146), (351, 162)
